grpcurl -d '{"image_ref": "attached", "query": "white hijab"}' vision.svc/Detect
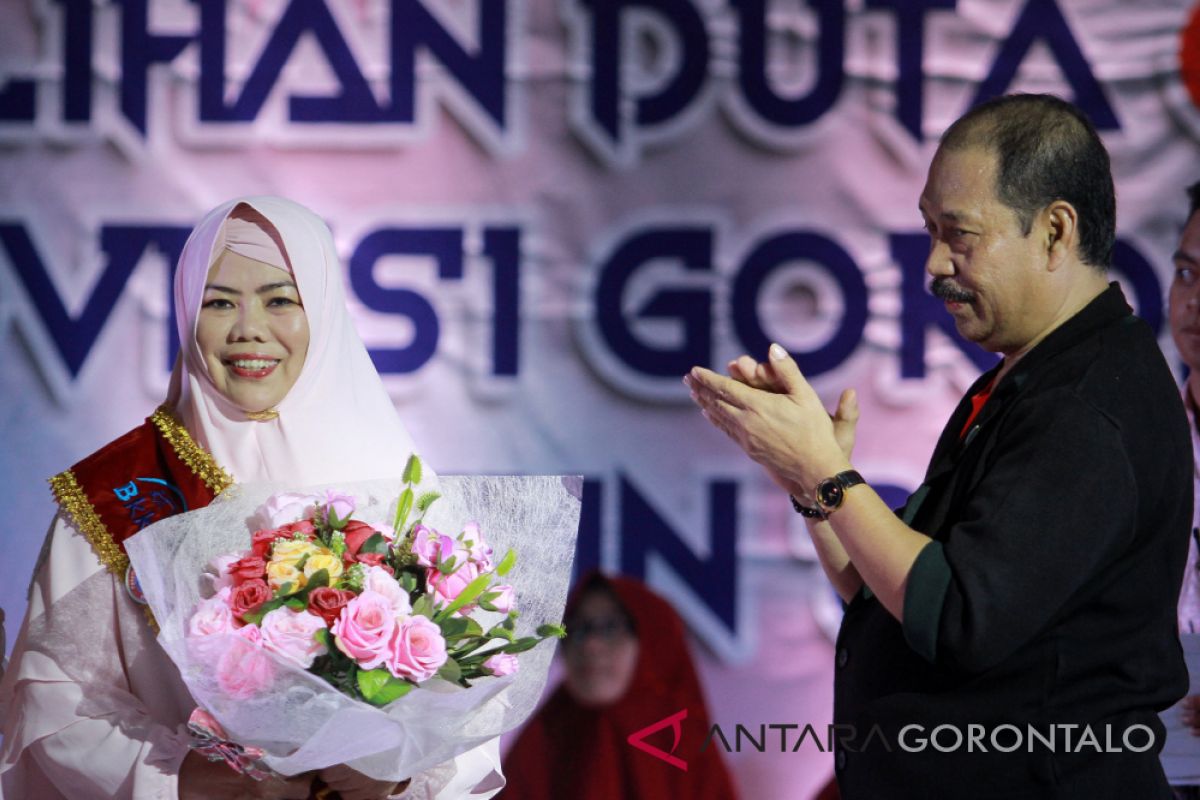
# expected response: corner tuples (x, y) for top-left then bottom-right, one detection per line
(170, 196), (418, 484)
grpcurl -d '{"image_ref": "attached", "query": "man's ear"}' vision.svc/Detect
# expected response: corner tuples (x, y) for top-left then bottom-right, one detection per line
(1044, 201), (1079, 271)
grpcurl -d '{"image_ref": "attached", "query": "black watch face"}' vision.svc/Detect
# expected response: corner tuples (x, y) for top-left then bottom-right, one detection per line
(818, 480), (844, 509)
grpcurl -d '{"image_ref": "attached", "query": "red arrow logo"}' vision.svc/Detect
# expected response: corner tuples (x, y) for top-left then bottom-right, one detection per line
(626, 708), (689, 771)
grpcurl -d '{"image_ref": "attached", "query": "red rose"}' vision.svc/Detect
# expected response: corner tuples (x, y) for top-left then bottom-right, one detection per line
(342, 520), (379, 556)
(251, 529), (284, 559)
(306, 587), (356, 627)
(353, 552), (394, 574)
(230, 555), (267, 585)
(230, 579), (271, 621)
(278, 520), (317, 539)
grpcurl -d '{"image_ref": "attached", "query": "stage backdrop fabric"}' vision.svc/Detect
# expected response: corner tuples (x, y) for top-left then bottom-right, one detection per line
(2, 1), (1199, 796)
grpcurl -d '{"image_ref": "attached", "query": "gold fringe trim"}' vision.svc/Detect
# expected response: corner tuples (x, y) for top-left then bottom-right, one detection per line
(150, 405), (234, 494)
(48, 470), (159, 631)
(49, 469), (129, 578)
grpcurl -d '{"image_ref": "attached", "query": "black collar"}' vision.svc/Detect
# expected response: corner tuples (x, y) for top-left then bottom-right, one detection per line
(926, 282), (1130, 475)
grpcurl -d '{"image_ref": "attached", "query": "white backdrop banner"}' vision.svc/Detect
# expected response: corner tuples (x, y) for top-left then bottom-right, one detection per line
(2, 0), (1199, 795)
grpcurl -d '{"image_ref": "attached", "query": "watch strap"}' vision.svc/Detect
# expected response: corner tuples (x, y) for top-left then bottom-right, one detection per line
(789, 494), (827, 520)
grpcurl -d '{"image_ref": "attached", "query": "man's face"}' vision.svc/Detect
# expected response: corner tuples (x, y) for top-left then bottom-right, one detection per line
(919, 146), (1048, 355)
(1169, 211), (1200, 372)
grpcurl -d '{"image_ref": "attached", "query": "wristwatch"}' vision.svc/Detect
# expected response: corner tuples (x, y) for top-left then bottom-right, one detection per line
(813, 470), (866, 516)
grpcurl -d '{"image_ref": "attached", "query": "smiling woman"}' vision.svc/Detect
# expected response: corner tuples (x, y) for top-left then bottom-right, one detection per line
(0, 197), (507, 800)
(197, 213), (310, 415)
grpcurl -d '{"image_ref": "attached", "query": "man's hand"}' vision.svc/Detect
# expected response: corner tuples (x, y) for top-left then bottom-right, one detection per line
(686, 343), (851, 494)
(728, 353), (859, 462)
(178, 751), (313, 799)
(317, 765), (409, 800)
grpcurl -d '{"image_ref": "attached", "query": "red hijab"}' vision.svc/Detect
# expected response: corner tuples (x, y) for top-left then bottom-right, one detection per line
(502, 573), (738, 799)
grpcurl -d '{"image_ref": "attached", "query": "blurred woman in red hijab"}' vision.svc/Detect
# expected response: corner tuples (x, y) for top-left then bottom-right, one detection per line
(502, 572), (738, 799)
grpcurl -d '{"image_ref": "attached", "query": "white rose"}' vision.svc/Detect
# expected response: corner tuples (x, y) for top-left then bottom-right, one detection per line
(363, 566), (412, 616)
(259, 607), (328, 668)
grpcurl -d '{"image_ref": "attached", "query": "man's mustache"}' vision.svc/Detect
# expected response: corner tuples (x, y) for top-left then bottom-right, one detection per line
(931, 277), (975, 303)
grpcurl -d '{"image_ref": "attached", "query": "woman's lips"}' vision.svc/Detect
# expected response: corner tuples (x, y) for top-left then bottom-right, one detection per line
(224, 356), (281, 379)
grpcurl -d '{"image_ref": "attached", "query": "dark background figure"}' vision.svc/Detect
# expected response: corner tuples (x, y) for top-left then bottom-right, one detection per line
(502, 573), (738, 800)
(1164, 181), (1200, 799)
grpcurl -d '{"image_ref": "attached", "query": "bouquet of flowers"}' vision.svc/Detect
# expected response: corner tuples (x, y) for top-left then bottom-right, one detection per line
(125, 470), (580, 782)
(188, 456), (564, 709)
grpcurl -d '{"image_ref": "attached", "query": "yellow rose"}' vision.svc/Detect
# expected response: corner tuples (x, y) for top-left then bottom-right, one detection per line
(266, 560), (305, 593)
(304, 551), (344, 582)
(272, 539), (320, 565)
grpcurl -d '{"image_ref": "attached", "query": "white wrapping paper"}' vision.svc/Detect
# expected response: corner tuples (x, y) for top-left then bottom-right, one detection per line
(124, 475), (581, 780)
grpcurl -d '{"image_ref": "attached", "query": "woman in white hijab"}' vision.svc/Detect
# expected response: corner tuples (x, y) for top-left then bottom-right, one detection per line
(0, 197), (504, 799)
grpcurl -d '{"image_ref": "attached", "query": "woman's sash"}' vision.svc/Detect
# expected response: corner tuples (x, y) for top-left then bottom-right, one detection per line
(49, 405), (233, 595)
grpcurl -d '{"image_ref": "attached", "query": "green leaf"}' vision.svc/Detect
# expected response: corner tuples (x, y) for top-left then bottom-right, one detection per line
(436, 572), (493, 620)
(398, 571), (418, 593)
(356, 668), (415, 706)
(440, 616), (471, 639)
(284, 598), (306, 610)
(494, 549), (516, 577)
(438, 555), (458, 575)
(415, 492), (441, 513)
(412, 595), (435, 618)
(440, 616), (484, 642)
(326, 505), (344, 530)
(537, 623), (567, 639)
(292, 569), (329, 603)
(485, 624), (514, 642)
(393, 488), (414, 534)
(315, 628), (331, 648)
(360, 533), (389, 556)
(437, 658), (462, 683)
(501, 636), (542, 654)
(276, 581), (294, 597)
(402, 455), (422, 485)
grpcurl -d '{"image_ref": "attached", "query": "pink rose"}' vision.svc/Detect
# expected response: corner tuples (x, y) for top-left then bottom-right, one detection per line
(331, 590), (397, 670)
(259, 607), (329, 668)
(215, 629), (275, 700)
(254, 492), (319, 529)
(481, 584), (515, 614)
(363, 566), (412, 615)
(189, 587), (235, 637)
(229, 579), (271, 621)
(307, 587), (356, 627)
(411, 525), (462, 569)
(482, 653), (519, 678)
(386, 615), (448, 682)
(343, 520), (381, 557)
(321, 490), (357, 523)
(427, 561), (481, 612)
(461, 522), (493, 570)
(204, 553), (242, 595)
(234, 623), (263, 645)
(229, 555), (268, 585)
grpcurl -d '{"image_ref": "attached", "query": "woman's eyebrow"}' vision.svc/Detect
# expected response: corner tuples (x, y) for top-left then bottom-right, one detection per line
(202, 281), (298, 294)
(256, 281), (298, 293)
